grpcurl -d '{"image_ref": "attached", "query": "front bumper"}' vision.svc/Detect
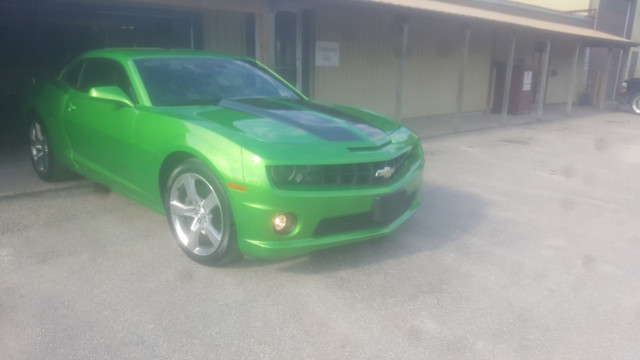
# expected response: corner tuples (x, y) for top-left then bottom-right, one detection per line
(616, 91), (630, 105)
(229, 153), (424, 259)
(241, 193), (422, 259)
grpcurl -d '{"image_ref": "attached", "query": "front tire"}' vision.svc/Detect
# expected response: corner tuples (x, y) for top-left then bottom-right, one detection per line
(164, 159), (240, 265)
(28, 120), (72, 181)
(631, 93), (640, 115)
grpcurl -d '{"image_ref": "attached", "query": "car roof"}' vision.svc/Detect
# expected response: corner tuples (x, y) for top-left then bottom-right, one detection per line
(79, 48), (249, 62)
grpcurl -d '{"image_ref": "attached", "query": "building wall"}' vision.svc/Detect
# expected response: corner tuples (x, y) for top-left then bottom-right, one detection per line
(197, 1), (594, 120)
(624, 1), (640, 78)
(472, 27), (589, 106)
(591, 0), (633, 102)
(312, 6), (495, 119)
(402, 17), (461, 118)
(547, 39), (585, 103)
(203, 10), (248, 56)
(402, 16), (493, 118)
(312, 6), (397, 118)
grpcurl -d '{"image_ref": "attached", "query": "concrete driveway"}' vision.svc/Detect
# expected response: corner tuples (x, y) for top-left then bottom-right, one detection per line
(1, 110), (640, 359)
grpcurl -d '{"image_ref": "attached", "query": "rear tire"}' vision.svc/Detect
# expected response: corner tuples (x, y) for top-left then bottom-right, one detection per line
(28, 120), (72, 181)
(164, 159), (241, 265)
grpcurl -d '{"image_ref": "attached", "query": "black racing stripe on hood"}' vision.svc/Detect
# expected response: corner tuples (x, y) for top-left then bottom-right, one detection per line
(297, 101), (387, 140)
(219, 98), (383, 142)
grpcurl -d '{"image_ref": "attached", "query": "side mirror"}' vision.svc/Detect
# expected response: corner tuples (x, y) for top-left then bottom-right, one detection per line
(89, 86), (134, 107)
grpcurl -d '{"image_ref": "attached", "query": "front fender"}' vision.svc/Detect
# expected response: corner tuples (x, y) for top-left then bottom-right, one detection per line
(151, 122), (245, 210)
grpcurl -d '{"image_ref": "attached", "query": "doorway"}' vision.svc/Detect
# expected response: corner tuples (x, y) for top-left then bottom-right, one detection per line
(273, 10), (311, 95)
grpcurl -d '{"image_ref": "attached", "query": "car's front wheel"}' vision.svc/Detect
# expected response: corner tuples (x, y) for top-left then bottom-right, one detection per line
(28, 120), (72, 181)
(164, 159), (240, 265)
(631, 93), (640, 115)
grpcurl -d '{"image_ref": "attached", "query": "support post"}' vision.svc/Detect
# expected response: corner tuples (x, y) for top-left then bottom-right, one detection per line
(486, 30), (497, 113)
(501, 33), (516, 124)
(455, 24), (470, 130)
(566, 41), (581, 116)
(599, 48), (613, 111)
(537, 40), (551, 121)
(394, 17), (409, 122)
(613, 47), (629, 103)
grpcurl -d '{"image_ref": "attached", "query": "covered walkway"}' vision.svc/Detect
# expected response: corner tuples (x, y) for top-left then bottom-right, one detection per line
(404, 102), (622, 139)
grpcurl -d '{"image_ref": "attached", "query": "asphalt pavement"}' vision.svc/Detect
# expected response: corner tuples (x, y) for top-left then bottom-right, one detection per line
(2, 108), (640, 359)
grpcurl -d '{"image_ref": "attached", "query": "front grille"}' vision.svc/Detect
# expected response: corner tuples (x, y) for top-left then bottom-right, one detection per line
(269, 150), (412, 187)
(313, 191), (417, 237)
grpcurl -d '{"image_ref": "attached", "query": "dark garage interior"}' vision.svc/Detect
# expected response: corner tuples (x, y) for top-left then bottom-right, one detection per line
(0, 0), (202, 152)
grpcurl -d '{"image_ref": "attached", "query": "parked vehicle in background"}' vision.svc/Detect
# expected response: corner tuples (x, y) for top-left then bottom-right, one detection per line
(26, 49), (424, 265)
(618, 78), (640, 114)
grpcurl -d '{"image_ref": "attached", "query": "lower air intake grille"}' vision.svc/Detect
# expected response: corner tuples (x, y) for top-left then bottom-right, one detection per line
(313, 192), (416, 237)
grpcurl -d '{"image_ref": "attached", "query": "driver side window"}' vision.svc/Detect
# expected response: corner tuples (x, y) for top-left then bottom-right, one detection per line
(78, 58), (138, 104)
(61, 61), (84, 89)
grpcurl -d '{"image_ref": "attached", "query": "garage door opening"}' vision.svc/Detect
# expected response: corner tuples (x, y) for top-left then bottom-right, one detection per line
(0, 1), (202, 152)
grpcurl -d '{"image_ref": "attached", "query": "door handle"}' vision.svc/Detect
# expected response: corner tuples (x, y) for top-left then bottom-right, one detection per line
(67, 103), (77, 112)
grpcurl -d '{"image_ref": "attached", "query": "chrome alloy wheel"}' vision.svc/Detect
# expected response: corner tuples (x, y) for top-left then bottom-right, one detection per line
(633, 95), (640, 115)
(29, 122), (49, 174)
(168, 172), (224, 256)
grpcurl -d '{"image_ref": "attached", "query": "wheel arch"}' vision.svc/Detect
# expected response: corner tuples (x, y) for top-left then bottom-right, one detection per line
(158, 151), (198, 200)
(158, 150), (234, 199)
(157, 134), (246, 197)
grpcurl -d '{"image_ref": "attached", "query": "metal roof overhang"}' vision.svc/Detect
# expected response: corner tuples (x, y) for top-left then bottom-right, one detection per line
(355, 0), (635, 48)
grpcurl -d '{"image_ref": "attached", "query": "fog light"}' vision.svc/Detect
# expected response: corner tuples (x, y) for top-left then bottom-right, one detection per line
(273, 213), (297, 235)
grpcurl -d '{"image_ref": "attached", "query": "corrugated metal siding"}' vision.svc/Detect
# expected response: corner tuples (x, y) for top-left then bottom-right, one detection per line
(203, 10), (247, 56)
(625, 3), (640, 78)
(492, 31), (536, 62)
(313, 7), (397, 118)
(507, 0), (592, 12)
(312, 2), (592, 119)
(402, 17), (493, 117)
(547, 39), (582, 103)
(313, 7), (495, 119)
(402, 18), (460, 117)
(461, 28), (493, 112)
(489, 32), (587, 105)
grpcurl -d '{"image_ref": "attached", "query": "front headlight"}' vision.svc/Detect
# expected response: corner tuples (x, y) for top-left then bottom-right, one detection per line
(268, 165), (323, 186)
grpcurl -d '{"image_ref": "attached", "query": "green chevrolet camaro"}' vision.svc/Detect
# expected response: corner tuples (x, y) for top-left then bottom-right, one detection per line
(27, 49), (424, 264)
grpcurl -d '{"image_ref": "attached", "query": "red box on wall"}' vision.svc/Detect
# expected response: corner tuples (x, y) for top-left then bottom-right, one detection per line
(492, 62), (534, 115)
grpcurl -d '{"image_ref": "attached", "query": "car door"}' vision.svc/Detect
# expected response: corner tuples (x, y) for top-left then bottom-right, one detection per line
(62, 58), (140, 189)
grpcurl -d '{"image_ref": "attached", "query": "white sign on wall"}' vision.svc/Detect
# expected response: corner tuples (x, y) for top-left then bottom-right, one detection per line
(523, 71), (533, 91)
(315, 41), (340, 67)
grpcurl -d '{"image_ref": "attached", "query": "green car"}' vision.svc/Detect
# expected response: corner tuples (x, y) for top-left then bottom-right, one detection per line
(27, 49), (424, 265)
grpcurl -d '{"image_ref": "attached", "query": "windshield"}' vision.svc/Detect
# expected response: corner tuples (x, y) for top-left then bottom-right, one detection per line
(134, 57), (301, 106)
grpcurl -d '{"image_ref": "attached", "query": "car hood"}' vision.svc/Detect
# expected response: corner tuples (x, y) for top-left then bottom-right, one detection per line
(155, 98), (402, 146)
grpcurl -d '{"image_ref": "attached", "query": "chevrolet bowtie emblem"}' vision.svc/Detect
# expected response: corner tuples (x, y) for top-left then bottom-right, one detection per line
(375, 166), (395, 178)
